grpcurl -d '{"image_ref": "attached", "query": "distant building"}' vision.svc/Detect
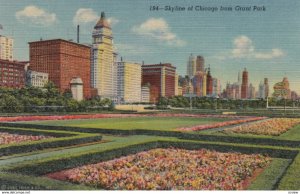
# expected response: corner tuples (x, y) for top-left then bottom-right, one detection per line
(0, 35), (13, 61)
(0, 59), (25, 88)
(29, 39), (92, 98)
(177, 86), (183, 96)
(26, 70), (48, 88)
(193, 71), (206, 97)
(186, 54), (196, 78)
(206, 67), (213, 96)
(241, 68), (248, 99)
(196, 55), (205, 73)
(248, 83), (256, 99)
(212, 78), (221, 97)
(142, 63), (176, 103)
(91, 12), (117, 99)
(258, 81), (265, 99)
(141, 85), (150, 103)
(273, 77), (291, 99)
(264, 78), (269, 98)
(225, 82), (240, 99)
(291, 91), (298, 100)
(116, 61), (141, 103)
(186, 54), (205, 77)
(175, 73), (179, 96)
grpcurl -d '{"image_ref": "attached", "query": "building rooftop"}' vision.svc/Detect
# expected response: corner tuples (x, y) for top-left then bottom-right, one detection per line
(142, 63), (176, 69)
(28, 39), (91, 48)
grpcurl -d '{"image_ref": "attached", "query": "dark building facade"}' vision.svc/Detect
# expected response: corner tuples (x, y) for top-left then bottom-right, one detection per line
(206, 68), (213, 96)
(29, 39), (92, 98)
(241, 68), (248, 99)
(0, 59), (25, 88)
(142, 63), (176, 103)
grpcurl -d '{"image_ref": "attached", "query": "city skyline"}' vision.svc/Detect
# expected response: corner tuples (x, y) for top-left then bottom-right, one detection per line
(0, 0), (299, 93)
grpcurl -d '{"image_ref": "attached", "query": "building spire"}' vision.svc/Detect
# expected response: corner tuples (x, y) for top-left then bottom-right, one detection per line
(94, 12), (110, 29)
(101, 12), (105, 19)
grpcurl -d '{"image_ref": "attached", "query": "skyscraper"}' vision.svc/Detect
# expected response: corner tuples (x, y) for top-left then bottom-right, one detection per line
(248, 83), (256, 99)
(196, 55), (205, 72)
(186, 54), (196, 78)
(91, 12), (117, 99)
(0, 35), (13, 61)
(241, 68), (248, 99)
(264, 78), (269, 98)
(206, 67), (213, 96)
(116, 61), (141, 103)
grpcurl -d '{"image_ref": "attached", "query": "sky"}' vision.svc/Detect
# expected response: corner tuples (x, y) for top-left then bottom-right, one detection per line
(0, 0), (299, 93)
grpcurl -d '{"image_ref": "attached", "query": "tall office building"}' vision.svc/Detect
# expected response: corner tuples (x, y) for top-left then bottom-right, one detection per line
(186, 54), (196, 78)
(258, 81), (266, 99)
(196, 55), (205, 72)
(241, 68), (248, 99)
(206, 67), (213, 96)
(91, 12), (117, 99)
(29, 39), (92, 98)
(142, 63), (176, 103)
(0, 35), (13, 61)
(248, 83), (256, 99)
(264, 78), (269, 98)
(116, 61), (141, 103)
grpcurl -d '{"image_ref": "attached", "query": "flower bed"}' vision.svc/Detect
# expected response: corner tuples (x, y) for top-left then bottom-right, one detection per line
(0, 113), (255, 123)
(0, 132), (52, 145)
(224, 118), (300, 136)
(177, 117), (266, 131)
(47, 148), (271, 190)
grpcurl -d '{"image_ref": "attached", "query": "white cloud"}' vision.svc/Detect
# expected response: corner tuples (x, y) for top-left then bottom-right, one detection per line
(107, 17), (119, 26)
(254, 48), (285, 59)
(73, 8), (98, 25)
(232, 36), (254, 58)
(132, 18), (186, 47)
(231, 35), (285, 60)
(73, 8), (119, 26)
(16, 5), (56, 26)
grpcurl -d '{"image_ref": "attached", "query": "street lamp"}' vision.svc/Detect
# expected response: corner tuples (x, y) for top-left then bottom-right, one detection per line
(188, 76), (194, 110)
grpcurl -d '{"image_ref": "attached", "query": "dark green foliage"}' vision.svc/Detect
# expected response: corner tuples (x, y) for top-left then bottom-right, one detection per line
(0, 127), (102, 156)
(0, 83), (113, 113)
(2, 122), (300, 148)
(7, 140), (298, 176)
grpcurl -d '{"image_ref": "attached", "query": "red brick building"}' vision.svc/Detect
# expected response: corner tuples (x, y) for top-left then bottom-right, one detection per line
(142, 63), (176, 103)
(0, 59), (25, 88)
(29, 39), (92, 98)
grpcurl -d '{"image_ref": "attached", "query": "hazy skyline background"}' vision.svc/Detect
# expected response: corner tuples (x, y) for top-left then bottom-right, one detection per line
(0, 0), (299, 93)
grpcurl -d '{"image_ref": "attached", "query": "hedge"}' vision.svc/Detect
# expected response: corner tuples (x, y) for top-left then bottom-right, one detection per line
(277, 152), (300, 190)
(0, 133), (102, 157)
(0, 172), (93, 190)
(6, 140), (298, 177)
(1, 122), (299, 148)
(0, 126), (76, 137)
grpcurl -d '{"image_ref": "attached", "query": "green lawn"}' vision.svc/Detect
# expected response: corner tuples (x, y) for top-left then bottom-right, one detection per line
(22, 117), (230, 131)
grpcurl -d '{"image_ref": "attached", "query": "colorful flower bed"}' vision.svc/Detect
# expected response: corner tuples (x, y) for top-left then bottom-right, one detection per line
(177, 117), (266, 131)
(224, 118), (300, 136)
(0, 113), (256, 123)
(0, 132), (52, 145)
(47, 148), (271, 190)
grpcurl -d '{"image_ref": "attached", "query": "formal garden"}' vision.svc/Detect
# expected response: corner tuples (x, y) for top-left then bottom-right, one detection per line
(0, 112), (299, 190)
